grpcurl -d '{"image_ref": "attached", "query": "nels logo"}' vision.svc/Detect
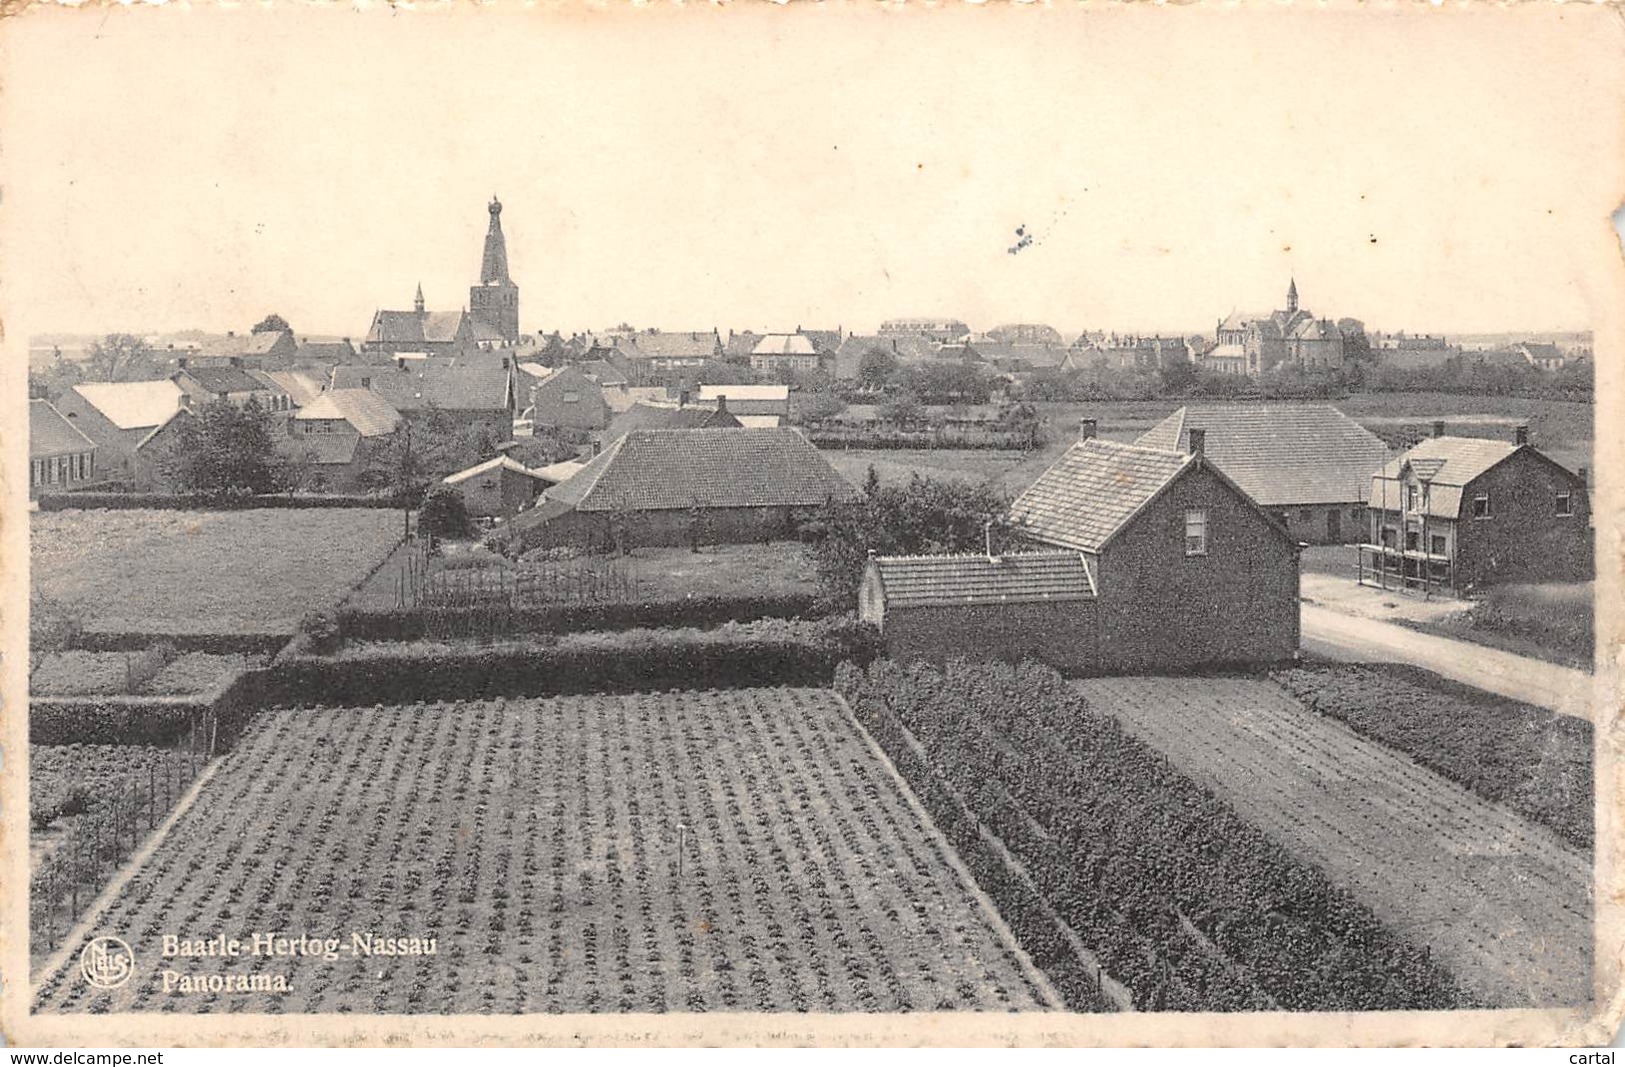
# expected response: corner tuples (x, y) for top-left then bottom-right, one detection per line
(80, 935), (135, 990)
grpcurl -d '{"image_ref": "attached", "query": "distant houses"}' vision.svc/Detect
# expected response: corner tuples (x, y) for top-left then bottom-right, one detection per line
(865, 427), (1300, 673)
(331, 354), (516, 443)
(1363, 425), (1590, 593)
(1135, 404), (1391, 544)
(501, 427), (860, 552)
(523, 364), (611, 432)
(1208, 279), (1345, 376)
(29, 399), (99, 498)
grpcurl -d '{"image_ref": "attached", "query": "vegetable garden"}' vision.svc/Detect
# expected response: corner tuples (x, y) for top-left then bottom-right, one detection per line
(34, 688), (1054, 1014)
(1077, 674), (1592, 1008)
(837, 659), (1471, 1012)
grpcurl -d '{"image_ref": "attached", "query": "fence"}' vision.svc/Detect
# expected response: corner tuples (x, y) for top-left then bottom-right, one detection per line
(393, 542), (643, 611)
(30, 717), (217, 954)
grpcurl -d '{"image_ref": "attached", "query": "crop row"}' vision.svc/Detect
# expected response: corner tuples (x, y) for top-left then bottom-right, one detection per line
(836, 659), (1472, 1012)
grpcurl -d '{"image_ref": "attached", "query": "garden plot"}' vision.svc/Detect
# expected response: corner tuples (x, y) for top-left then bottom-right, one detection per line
(1073, 676), (1592, 1008)
(34, 688), (1053, 1014)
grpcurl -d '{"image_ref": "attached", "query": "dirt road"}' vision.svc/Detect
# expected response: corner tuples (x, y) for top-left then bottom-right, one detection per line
(1300, 602), (1594, 721)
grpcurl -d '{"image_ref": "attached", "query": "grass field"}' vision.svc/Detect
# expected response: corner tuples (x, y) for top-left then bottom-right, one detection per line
(1076, 675), (1592, 1008)
(34, 689), (1054, 1014)
(31, 509), (402, 637)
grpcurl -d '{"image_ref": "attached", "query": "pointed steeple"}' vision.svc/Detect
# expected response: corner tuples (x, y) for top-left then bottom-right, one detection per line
(414, 283), (425, 314)
(481, 196), (511, 285)
(1286, 277), (1299, 314)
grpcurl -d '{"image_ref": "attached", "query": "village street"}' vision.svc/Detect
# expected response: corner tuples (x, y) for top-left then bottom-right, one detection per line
(1299, 602), (1596, 722)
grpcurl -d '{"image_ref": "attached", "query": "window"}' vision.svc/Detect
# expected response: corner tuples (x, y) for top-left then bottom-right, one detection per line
(1556, 492), (1572, 517)
(1430, 534), (1447, 555)
(1404, 529), (1420, 551)
(30, 459), (42, 487)
(1472, 493), (1491, 519)
(1298, 508), (1312, 521)
(562, 391), (580, 404)
(1406, 485), (1419, 513)
(1184, 509), (1208, 556)
(1380, 526), (1397, 549)
(1350, 508), (1362, 522)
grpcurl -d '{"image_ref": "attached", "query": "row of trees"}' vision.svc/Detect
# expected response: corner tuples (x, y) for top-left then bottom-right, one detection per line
(31, 318), (295, 399)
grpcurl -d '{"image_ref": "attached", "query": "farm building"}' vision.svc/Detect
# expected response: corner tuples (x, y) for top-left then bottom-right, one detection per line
(29, 399), (99, 498)
(442, 456), (551, 519)
(501, 427), (860, 552)
(331, 353), (516, 443)
(1001, 429), (1298, 673)
(282, 389), (403, 491)
(859, 551), (1100, 672)
(52, 379), (188, 480)
(1135, 404), (1391, 544)
(1361, 426), (1591, 594)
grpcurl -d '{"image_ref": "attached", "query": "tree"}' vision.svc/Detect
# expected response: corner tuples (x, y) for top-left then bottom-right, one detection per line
(84, 333), (157, 382)
(419, 485), (473, 540)
(366, 406), (496, 498)
(252, 313), (291, 335)
(161, 398), (286, 497)
(856, 347), (899, 391)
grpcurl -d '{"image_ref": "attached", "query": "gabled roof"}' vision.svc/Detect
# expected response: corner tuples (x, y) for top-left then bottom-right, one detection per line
(723, 331), (764, 358)
(30, 399), (97, 457)
(70, 379), (186, 430)
(293, 340), (356, 364)
(869, 551), (1096, 608)
(799, 328), (844, 353)
(421, 311), (468, 344)
(1008, 438), (1197, 553)
(602, 401), (741, 441)
(294, 389), (402, 436)
(752, 333), (819, 357)
(331, 355), (511, 412)
(530, 459), (587, 485)
(1135, 404), (1391, 507)
(180, 365), (272, 395)
(443, 455), (548, 486)
(239, 331), (292, 355)
(546, 427), (860, 513)
(625, 331), (720, 359)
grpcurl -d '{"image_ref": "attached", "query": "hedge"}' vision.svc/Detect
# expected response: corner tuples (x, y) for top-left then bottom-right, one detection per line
(337, 591), (832, 641)
(69, 631), (291, 656)
(239, 622), (881, 708)
(31, 695), (214, 746)
(37, 492), (412, 512)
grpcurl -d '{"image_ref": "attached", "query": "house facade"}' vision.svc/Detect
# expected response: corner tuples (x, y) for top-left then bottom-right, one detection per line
(52, 379), (188, 481)
(29, 399), (99, 498)
(526, 364), (610, 431)
(1362, 427), (1591, 594)
(173, 365), (293, 413)
(442, 456), (548, 519)
(283, 389), (403, 491)
(750, 334), (824, 374)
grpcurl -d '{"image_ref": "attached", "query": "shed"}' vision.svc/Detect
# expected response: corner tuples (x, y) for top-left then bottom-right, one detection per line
(443, 455), (551, 519)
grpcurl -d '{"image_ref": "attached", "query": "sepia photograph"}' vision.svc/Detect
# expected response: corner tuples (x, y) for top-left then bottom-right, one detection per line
(1, 2), (1621, 1049)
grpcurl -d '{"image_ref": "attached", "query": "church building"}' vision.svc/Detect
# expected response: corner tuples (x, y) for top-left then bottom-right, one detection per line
(1210, 279), (1346, 376)
(362, 197), (522, 356)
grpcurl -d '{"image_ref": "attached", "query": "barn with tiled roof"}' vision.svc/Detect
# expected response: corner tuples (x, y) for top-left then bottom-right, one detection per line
(1135, 403), (1393, 544)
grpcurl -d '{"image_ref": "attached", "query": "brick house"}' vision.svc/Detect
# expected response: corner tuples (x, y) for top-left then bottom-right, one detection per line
(173, 364), (293, 414)
(1135, 404), (1392, 544)
(524, 364), (610, 432)
(1004, 428), (1298, 673)
(1361, 425), (1591, 594)
(750, 334), (824, 374)
(331, 354), (515, 444)
(29, 399), (99, 498)
(501, 427), (860, 552)
(53, 379), (188, 482)
(859, 551), (1101, 672)
(599, 398), (742, 445)
(282, 388), (402, 491)
(442, 456), (550, 519)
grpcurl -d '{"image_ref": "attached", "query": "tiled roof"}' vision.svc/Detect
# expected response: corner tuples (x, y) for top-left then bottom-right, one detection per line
(240, 331), (291, 355)
(1008, 438), (1194, 553)
(870, 551), (1095, 608)
(724, 331), (763, 358)
(30, 399), (96, 457)
(295, 389), (402, 437)
(549, 427), (860, 513)
(625, 331), (720, 359)
(182, 366), (272, 395)
(331, 355), (510, 412)
(799, 328), (844, 354)
(602, 401), (741, 441)
(293, 340), (355, 363)
(421, 311), (468, 344)
(1135, 404), (1391, 506)
(444, 455), (547, 486)
(252, 370), (325, 407)
(1368, 435), (1532, 518)
(70, 380), (186, 430)
(752, 334), (819, 357)
(575, 359), (629, 387)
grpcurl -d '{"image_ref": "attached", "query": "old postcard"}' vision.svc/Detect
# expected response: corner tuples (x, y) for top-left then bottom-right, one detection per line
(2, 1), (1621, 1049)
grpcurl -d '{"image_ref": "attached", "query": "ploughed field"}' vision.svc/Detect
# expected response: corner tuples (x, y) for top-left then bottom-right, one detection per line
(1074, 676), (1592, 1008)
(34, 688), (1054, 1014)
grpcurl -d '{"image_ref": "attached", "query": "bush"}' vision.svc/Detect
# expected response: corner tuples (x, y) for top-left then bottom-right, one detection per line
(419, 486), (474, 540)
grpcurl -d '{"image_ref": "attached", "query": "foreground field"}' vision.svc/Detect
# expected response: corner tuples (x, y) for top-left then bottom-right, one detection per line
(34, 689), (1053, 1014)
(30, 509), (402, 636)
(1075, 676), (1592, 1008)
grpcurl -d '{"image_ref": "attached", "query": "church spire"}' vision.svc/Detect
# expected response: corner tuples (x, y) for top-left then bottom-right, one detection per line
(1286, 277), (1299, 314)
(414, 282), (425, 314)
(481, 196), (511, 285)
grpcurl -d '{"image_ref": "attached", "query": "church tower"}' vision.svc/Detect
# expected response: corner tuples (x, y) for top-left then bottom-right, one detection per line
(470, 196), (520, 343)
(1286, 277), (1299, 314)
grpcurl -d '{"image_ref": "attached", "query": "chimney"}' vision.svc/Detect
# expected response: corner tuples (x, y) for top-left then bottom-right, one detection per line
(716, 394), (728, 413)
(1514, 424), (1530, 446)
(1078, 417), (1097, 441)
(501, 356), (510, 369)
(397, 357), (407, 370)
(679, 387), (690, 409)
(984, 519), (999, 563)
(176, 356), (188, 370)
(1578, 466), (1589, 489)
(1432, 420), (1446, 438)
(227, 330), (236, 338)
(1188, 428), (1206, 457)
(591, 440), (602, 458)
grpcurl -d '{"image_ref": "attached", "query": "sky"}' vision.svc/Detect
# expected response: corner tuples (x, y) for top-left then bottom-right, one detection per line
(3, 5), (1622, 341)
